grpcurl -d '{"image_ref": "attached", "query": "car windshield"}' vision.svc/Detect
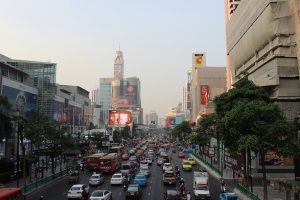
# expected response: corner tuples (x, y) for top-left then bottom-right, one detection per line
(70, 186), (81, 191)
(113, 174), (122, 178)
(183, 161), (190, 165)
(135, 175), (144, 179)
(91, 175), (99, 179)
(164, 173), (174, 177)
(196, 185), (208, 190)
(92, 191), (104, 197)
(127, 186), (139, 191)
(165, 163), (171, 166)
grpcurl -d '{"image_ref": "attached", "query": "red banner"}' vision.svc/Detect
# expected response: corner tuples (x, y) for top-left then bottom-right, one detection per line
(200, 85), (209, 105)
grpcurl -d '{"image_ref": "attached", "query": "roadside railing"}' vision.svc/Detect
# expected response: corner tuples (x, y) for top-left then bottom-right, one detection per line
(21, 165), (77, 194)
(191, 152), (223, 177)
(235, 181), (261, 200)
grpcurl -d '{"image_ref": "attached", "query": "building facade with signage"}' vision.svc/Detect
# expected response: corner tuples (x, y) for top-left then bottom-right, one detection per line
(191, 65), (227, 122)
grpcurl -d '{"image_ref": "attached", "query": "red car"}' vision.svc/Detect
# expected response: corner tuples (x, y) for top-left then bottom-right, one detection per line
(122, 153), (129, 161)
(178, 152), (185, 158)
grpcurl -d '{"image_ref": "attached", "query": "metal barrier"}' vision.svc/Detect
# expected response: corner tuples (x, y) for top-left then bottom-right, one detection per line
(191, 152), (223, 177)
(21, 165), (76, 194)
(235, 181), (261, 200)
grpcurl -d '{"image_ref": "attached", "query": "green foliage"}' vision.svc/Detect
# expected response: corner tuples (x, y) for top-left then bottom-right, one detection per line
(171, 121), (191, 141)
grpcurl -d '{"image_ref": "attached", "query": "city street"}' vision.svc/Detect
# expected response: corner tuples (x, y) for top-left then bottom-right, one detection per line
(26, 151), (223, 200)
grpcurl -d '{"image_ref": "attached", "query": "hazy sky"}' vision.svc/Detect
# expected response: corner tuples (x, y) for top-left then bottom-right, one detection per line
(0, 0), (226, 118)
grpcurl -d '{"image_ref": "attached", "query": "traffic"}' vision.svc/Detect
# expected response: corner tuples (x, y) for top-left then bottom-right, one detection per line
(21, 135), (240, 200)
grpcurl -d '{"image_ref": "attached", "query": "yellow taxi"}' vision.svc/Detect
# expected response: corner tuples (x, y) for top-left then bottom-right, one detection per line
(181, 160), (192, 171)
(187, 157), (196, 165)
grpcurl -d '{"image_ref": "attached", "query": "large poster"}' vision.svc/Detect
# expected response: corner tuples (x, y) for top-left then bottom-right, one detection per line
(108, 110), (133, 126)
(200, 85), (209, 105)
(111, 80), (138, 108)
(1, 77), (37, 118)
(259, 148), (293, 166)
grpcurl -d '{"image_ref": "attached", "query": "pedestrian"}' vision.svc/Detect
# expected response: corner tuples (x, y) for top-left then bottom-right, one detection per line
(81, 188), (88, 200)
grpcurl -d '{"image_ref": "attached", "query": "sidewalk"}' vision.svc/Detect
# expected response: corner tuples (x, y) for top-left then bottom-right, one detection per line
(191, 152), (289, 200)
(4, 162), (68, 188)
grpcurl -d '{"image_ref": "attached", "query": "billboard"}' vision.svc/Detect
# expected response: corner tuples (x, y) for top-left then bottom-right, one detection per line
(175, 116), (183, 125)
(200, 85), (209, 105)
(259, 148), (293, 166)
(1, 77), (37, 118)
(108, 110), (133, 126)
(111, 79), (139, 109)
(193, 53), (205, 68)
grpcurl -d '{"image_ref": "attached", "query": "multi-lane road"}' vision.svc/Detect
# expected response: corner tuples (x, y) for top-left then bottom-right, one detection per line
(26, 151), (224, 200)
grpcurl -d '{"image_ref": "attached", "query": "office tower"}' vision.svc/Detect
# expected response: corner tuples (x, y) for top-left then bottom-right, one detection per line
(99, 78), (113, 127)
(114, 51), (124, 80)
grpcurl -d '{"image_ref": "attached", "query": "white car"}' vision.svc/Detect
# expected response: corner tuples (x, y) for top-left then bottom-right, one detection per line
(67, 184), (89, 199)
(163, 163), (173, 172)
(89, 190), (112, 200)
(110, 173), (125, 185)
(145, 157), (153, 165)
(89, 173), (105, 186)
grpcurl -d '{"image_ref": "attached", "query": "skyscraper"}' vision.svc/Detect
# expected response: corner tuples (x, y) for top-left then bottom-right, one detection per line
(114, 51), (124, 80)
(99, 78), (113, 127)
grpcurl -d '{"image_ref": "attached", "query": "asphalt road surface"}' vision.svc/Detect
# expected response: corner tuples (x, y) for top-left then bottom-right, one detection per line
(26, 151), (224, 200)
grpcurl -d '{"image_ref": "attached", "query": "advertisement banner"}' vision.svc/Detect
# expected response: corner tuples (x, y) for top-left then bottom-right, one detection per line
(194, 53), (204, 68)
(175, 116), (182, 125)
(108, 110), (133, 126)
(1, 77), (37, 118)
(111, 81), (138, 108)
(200, 85), (209, 105)
(259, 148), (293, 166)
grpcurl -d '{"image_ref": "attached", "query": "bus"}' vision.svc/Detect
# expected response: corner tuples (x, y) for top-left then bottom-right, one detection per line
(97, 153), (120, 173)
(85, 153), (107, 171)
(0, 188), (24, 200)
(108, 146), (124, 157)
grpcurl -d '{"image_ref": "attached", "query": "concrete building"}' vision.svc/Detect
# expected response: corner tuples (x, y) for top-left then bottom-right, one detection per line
(99, 78), (113, 128)
(0, 61), (38, 159)
(55, 84), (91, 136)
(226, 0), (300, 121)
(91, 89), (101, 128)
(145, 110), (159, 126)
(183, 67), (192, 119)
(191, 64), (227, 122)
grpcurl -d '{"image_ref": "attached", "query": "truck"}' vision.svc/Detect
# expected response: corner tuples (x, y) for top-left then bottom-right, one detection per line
(193, 171), (211, 199)
(162, 170), (177, 185)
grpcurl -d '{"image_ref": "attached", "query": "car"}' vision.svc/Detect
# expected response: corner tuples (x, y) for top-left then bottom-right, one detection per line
(129, 155), (137, 161)
(126, 184), (142, 199)
(166, 190), (181, 200)
(110, 173), (125, 185)
(67, 184), (89, 199)
(133, 173), (147, 186)
(172, 148), (176, 153)
(139, 168), (151, 177)
(122, 153), (129, 160)
(121, 163), (131, 175)
(157, 157), (165, 166)
(178, 152), (185, 158)
(163, 163), (173, 172)
(219, 193), (240, 200)
(182, 160), (192, 171)
(145, 157), (153, 165)
(187, 157), (196, 165)
(89, 173), (105, 186)
(68, 170), (79, 183)
(89, 190), (112, 200)
(163, 171), (176, 185)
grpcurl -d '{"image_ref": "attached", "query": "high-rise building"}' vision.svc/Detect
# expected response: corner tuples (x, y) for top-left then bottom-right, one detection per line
(111, 76), (142, 123)
(226, 0), (300, 121)
(145, 110), (158, 126)
(99, 78), (113, 128)
(114, 51), (124, 80)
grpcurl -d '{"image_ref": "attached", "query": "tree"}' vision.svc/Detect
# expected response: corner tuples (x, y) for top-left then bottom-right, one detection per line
(214, 79), (298, 200)
(172, 121), (192, 141)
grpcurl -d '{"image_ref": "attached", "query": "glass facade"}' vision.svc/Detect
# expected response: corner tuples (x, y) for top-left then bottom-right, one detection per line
(99, 78), (113, 127)
(7, 61), (57, 120)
